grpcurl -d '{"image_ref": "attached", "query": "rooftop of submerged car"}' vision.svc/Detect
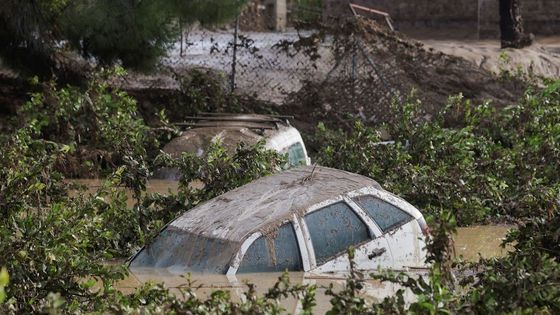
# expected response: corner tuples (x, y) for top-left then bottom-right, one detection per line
(165, 113), (300, 158)
(163, 165), (384, 242)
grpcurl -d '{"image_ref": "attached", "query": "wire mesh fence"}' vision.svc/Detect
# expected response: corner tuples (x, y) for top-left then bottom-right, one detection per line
(154, 2), (520, 131)
(161, 9), (401, 110)
(163, 28), (334, 104)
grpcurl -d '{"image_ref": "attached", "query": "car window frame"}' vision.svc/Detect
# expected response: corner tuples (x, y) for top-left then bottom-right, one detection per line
(346, 187), (422, 222)
(227, 216), (310, 275)
(298, 195), (383, 269)
(352, 195), (415, 233)
(227, 186), (424, 274)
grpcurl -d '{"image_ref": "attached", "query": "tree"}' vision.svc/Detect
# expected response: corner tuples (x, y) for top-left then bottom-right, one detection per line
(499, 0), (533, 49)
(0, 0), (246, 78)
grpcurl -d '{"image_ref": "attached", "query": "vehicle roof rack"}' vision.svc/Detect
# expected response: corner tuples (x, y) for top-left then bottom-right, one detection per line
(174, 113), (294, 130)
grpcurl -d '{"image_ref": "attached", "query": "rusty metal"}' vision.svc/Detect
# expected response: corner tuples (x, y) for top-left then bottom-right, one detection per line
(198, 112), (294, 120)
(181, 115), (285, 124)
(175, 122), (277, 130)
(349, 3), (395, 31)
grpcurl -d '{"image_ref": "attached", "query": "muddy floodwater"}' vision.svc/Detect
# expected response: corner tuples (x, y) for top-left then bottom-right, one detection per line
(72, 179), (513, 311)
(118, 226), (512, 313)
(117, 269), (421, 314)
(454, 225), (513, 261)
(68, 179), (180, 207)
(122, 224), (512, 314)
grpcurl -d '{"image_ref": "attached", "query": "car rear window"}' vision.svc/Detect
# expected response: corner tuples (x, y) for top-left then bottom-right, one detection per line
(304, 201), (370, 266)
(353, 195), (413, 233)
(237, 223), (303, 273)
(130, 226), (236, 274)
(286, 142), (307, 166)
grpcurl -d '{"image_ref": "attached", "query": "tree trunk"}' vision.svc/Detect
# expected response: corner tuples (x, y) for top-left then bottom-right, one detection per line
(499, 0), (533, 49)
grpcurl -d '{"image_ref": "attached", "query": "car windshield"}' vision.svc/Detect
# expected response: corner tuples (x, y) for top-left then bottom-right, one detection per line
(130, 226), (237, 274)
(286, 142), (307, 166)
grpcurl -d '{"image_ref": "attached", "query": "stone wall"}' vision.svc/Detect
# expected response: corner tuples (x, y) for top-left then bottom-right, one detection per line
(323, 0), (560, 39)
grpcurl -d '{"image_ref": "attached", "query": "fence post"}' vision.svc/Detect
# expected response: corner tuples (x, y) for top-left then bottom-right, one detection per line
(231, 16), (240, 93)
(179, 18), (184, 57)
(352, 39), (358, 108)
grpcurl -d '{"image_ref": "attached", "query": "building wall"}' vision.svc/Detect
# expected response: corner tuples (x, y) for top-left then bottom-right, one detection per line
(323, 0), (560, 39)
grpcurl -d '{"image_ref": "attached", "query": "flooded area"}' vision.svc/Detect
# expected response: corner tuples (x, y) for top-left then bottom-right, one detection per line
(114, 226), (513, 313)
(68, 179), (180, 207)
(117, 269), (418, 314)
(423, 37), (560, 79)
(120, 224), (511, 312)
(453, 225), (513, 261)
(72, 179), (513, 311)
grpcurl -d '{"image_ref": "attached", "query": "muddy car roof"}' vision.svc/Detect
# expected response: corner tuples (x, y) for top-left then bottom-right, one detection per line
(165, 114), (296, 158)
(169, 165), (383, 242)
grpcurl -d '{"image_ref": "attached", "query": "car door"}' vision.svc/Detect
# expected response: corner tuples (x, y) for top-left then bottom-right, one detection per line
(230, 221), (307, 274)
(351, 194), (426, 269)
(299, 198), (394, 273)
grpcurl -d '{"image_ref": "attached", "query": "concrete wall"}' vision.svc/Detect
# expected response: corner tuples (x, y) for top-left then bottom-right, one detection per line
(323, 0), (560, 39)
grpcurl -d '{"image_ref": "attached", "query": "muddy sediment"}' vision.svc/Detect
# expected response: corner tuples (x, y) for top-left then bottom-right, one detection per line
(281, 19), (528, 134)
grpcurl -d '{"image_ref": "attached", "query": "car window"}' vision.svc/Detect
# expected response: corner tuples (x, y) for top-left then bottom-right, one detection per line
(353, 195), (414, 233)
(304, 201), (370, 265)
(286, 142), (307, 166)
(237, 223), (303, 273)
(130, 227), (236, 274)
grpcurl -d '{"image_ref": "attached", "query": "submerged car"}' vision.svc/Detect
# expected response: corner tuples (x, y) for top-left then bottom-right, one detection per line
(154, 113), (311, 180)
(130, 166), (429, 274)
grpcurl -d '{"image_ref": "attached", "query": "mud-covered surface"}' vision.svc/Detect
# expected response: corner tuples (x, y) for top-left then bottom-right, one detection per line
(169, 165), (381, 241)
(423, 38), (560, 79)
(0, 19), (545, 138)
(280, 19), (528, 134)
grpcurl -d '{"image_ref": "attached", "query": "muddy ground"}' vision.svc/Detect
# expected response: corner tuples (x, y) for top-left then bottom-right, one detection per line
(2, 20), (560, 137)
(424, 37), (560, 79)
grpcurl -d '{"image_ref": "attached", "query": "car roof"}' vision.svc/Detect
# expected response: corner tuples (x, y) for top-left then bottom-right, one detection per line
(168, 165), (383, 242)
(165, 114), (298, 158)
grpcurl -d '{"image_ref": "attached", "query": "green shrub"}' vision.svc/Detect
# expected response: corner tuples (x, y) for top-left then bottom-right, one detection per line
(314, 83), (560, 225)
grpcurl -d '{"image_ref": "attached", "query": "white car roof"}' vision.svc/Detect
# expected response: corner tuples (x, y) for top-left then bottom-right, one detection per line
(164, 114), (303, 158)
(169, 166), (383, 242)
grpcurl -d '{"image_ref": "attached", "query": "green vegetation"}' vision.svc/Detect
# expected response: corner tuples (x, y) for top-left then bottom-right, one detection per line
(0, 72), (285, 313)
(0, 69), (559, 313)
(314, 85), (560, 225)
(0, 0), (246, 76)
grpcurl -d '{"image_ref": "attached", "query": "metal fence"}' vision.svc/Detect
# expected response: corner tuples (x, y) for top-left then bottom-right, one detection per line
(158, 3), (406, 125)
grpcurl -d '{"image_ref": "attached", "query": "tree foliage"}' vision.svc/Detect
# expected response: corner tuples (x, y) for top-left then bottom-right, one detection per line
(1, 71), (560, 313)
(0, 0), (246, 76)
(314, 84), (560, 225)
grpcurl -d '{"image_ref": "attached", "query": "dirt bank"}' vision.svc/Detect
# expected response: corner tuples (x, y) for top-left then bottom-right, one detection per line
(423, 37), (560, 79)
(281, 19), (528, 135)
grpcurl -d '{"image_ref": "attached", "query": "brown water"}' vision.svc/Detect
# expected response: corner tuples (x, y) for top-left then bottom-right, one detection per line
(116, 226), (513, 313)
(117, 269), (419, 314)
(454, 225), (513, 261)
(68, 179), (180, 207)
